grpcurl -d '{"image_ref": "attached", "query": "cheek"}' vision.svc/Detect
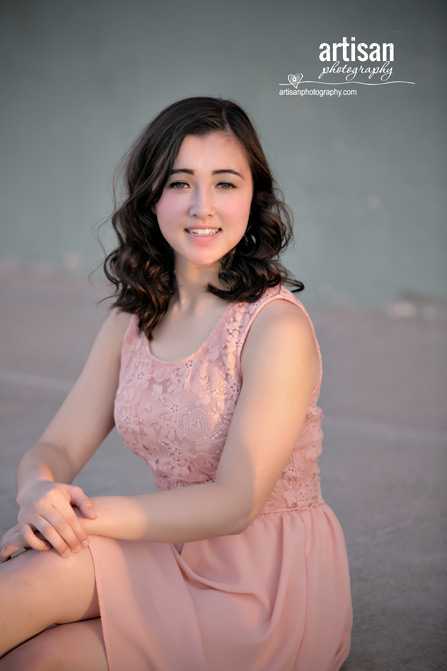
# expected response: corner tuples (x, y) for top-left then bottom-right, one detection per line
(226, 195), (252, 221)
(155, 195), (182, 223)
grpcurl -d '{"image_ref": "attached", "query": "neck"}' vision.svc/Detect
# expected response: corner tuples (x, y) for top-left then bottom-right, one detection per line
(173, 259), (223, 313)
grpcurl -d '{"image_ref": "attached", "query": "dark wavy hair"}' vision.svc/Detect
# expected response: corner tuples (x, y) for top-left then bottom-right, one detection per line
(102, 95), (304, 339)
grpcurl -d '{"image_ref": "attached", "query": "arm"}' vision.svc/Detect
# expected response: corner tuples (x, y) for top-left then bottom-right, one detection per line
(13, 308), (132, 555)
(78, 300), (320, 544)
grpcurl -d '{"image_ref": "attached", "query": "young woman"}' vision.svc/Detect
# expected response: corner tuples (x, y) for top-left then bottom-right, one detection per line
(0, 96), (352, 670)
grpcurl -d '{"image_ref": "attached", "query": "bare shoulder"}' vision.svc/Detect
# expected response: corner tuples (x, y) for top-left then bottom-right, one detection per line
(244, 298), (317, 351)
(241, 298), (319, 388)
(91, 308), (133, 359)
(104, 307), (133, 337)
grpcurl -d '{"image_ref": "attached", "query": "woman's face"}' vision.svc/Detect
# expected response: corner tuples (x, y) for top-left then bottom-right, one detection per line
(154, 131), (254, 274)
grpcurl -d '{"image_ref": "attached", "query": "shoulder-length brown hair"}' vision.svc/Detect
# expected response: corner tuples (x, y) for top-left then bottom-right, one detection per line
(102, 96), (303, 339)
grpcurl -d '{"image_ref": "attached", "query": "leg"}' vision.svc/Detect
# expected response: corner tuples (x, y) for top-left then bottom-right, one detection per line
(0, 618), (108, 671)
(0, 546), (99, 657)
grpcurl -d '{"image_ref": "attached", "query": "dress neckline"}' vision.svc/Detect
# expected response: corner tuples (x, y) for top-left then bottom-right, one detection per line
(144, 300), (235, 365)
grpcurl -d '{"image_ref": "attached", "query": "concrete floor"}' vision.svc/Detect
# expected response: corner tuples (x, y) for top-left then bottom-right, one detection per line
(1, 269), (446, 670)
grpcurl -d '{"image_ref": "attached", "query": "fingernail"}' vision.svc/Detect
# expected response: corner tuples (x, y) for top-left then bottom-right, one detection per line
(81, 540), (89, 548)
(63, 549), (71, 558)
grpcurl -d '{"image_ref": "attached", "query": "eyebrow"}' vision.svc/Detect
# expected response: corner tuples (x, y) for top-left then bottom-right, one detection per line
(169, 168), (244, 179)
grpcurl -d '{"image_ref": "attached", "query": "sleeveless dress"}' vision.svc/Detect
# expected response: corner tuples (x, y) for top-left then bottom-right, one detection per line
(87, 285), (353, 671)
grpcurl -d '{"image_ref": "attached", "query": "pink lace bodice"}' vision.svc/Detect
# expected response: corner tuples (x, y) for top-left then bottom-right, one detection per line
(114, 285), (324, 514)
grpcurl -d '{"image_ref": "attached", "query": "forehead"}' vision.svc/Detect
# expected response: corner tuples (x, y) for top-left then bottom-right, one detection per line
(173, 132), (251, 170)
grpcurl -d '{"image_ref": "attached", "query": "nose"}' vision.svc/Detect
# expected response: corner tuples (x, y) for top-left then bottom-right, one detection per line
(188, 186), (214, 219)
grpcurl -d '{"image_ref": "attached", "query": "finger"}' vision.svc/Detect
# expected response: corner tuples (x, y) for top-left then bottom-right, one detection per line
(34, 531), (53, 550)
(58, 505), (91, 548)
(19, 500), (87, 552)
(0, 527), (48, 562)
(18, 522), (52, 552)
(21, 523), (57, 553)
(22, 520), (71, 558)
(0, 533), (22, 562)
(69, 487), (97, 519)
(40, 508), (84, 552)
(0, 541), (24, 563)
(42, 504), (91, 552)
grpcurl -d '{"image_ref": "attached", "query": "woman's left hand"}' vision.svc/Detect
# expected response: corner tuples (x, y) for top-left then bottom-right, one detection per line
(0, 524), (51, 563)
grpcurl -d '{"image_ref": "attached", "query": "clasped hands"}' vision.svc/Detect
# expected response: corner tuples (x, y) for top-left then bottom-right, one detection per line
(0, 480), (96, 563)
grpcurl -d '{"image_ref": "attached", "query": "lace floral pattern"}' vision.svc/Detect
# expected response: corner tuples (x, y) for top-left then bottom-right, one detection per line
(114, 285), (324, 513)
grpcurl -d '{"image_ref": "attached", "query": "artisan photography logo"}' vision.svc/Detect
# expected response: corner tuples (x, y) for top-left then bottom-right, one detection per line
(279, 36), (415, 96)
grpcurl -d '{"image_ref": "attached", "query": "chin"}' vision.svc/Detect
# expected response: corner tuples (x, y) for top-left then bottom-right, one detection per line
(192, 258), (223, 269)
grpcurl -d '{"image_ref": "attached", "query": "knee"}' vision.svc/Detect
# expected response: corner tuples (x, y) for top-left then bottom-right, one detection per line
(23, 547), (74, 583)
(0, 546), (91, 619)
(5, 546), (84, 586)
(0, 549), (58, 610)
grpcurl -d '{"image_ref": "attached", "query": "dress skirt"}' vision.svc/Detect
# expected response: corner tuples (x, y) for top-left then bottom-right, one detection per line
(88, 502), (352, 671)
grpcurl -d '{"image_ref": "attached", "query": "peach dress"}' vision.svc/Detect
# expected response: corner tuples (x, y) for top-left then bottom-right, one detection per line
(88, 285), (352, 671)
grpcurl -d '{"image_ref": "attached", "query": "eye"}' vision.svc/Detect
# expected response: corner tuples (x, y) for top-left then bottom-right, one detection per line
(217, 182), (236, 189)
(168, 181), (189, 189)
(167, 181), (236, 190)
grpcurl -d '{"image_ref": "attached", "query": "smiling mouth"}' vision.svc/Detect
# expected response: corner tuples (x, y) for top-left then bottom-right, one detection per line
(185, 228), (221, 236)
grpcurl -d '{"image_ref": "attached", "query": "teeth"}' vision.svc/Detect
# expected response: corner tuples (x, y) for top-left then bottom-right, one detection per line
(186, 228), (219, 236)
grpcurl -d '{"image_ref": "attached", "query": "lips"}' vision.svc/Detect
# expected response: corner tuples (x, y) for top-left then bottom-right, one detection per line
(185, 228), (221, 236)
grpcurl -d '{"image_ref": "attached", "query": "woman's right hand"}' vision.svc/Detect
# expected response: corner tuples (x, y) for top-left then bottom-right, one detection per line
(16, 480), (97, 557)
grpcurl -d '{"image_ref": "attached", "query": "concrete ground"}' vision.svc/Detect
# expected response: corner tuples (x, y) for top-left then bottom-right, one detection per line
(0, 269), (446, 671)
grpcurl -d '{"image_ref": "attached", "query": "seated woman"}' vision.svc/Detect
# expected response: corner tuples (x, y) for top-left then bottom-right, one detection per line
(0, 95), (352, 671)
